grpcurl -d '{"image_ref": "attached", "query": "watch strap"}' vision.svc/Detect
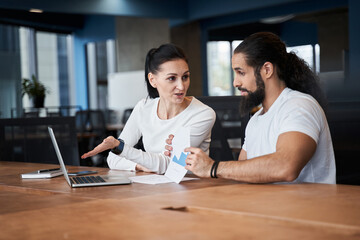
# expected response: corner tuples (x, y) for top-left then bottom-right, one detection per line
(111, 138), (125, 155)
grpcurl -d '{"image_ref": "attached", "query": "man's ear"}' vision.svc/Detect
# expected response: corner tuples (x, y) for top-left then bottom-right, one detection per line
(261, 62), (274, 79)
(148, 73), (157, 88)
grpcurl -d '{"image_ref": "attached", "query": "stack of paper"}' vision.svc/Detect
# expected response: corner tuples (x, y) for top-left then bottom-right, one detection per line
(21, 170), (63, 179)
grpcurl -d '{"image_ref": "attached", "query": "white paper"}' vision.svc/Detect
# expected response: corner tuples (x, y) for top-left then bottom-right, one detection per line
(164, 161), (188, 183)
(165, 127), (190, 183)
(170, 127), (190, 160)
(129, 174), (198, 185)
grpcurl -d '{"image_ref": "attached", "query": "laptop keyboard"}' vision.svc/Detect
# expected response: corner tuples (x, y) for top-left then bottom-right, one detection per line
(71, 176), (106, 184)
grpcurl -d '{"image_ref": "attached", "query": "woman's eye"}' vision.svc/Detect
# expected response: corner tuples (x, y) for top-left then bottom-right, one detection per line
(167, 76), (176, 81)
(238, 71), (245, 76)
(182, 75), (189, 81)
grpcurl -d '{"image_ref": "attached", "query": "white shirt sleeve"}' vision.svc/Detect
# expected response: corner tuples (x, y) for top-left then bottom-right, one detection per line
(278, 97), (323, 144)
(106, 99), (171, 174)
(119, 144), (170, 174)
(107, 151), (137, 171)
(107, 98), (216, 174)
(188, 107), (216, 154)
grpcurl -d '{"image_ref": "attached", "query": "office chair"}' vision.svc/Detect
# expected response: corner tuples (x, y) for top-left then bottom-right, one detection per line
(209, 114), (234, 161)
(197, 96), (250, 161)
(75, 110), (107, 166)
(0, 117), (79, 165)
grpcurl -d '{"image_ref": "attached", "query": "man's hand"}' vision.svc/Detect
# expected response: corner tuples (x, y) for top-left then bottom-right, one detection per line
(184, 147), (214, 178)
(164, 134), (174, 157)
(81, 136), (119, 159)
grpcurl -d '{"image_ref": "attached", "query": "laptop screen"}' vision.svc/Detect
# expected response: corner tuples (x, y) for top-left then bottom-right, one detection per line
(48, 126), (72, 186)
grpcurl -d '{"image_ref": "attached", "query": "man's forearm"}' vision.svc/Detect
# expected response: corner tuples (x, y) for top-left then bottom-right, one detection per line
(216, 153), (296, 183)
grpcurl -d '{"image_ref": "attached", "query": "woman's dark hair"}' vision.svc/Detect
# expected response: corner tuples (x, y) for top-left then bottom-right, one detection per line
(234, 32), (326, 109)
(144, 43), (188, 98)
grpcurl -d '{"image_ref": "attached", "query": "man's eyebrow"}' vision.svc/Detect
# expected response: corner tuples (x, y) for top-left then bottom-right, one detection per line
(233, 67), (244, 71)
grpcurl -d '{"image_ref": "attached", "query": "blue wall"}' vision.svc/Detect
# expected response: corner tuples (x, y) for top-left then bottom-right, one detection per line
(349, 0), (360, 85)
(281, 21), (317, 47)
(73, 15), (115, 109)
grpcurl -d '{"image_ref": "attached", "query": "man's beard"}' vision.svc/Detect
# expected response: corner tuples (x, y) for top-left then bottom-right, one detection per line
(238, 74), (265, 116)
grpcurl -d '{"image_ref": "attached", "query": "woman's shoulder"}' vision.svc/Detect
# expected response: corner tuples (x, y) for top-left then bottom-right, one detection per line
(129, 97), (158, 117)
(134, 97), (158, 109)
(189, 97), (216, 117)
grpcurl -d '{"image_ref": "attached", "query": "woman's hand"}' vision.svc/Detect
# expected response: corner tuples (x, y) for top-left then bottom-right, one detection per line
(164, 134), (174, 157)
(81, 136), (119, 159)
(135, 164), (153, 172)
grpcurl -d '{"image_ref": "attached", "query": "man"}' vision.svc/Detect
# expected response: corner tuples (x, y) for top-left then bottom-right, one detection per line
(166, 32), (336, 184)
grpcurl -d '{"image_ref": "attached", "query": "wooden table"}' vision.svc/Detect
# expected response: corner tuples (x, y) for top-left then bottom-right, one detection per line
(1, 161), (360, 239)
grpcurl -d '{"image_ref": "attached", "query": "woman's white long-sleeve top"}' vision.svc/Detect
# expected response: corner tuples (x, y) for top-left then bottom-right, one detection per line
(107, 97), (216, 174)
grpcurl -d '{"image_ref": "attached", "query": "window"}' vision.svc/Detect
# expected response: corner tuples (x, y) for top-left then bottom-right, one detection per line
(20, 28), (73, 109)
(0, 24), (21, 118)
(86, 40), (116, 110)
(207, 41), (232, 96)
(207, 40), (242, 96)
(287, 44), (320, 73)
(36, 31), (70, 107)
(206, 41), (320, 96)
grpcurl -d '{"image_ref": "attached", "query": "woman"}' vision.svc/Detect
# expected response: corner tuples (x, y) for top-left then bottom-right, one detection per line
(81, 43), (215, 174)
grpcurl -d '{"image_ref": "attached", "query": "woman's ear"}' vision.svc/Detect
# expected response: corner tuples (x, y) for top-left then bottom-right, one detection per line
(148, 73), (157, 88)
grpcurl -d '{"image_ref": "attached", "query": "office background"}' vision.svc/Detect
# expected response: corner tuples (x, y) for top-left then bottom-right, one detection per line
(1, 0), (358, 111)
(0, 0), (359, 183)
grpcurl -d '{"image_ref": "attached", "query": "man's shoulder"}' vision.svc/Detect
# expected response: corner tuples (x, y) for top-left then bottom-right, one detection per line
(281, 89), (320, 110)
(278, 89), (326, 125)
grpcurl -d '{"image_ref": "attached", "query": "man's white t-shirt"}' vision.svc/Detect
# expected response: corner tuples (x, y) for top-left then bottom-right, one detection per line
(242, 88), (336, 184)
(107, 97), (216, 174)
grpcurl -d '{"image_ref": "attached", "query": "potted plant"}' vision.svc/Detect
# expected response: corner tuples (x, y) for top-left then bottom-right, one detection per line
(21, 75), (49, 108)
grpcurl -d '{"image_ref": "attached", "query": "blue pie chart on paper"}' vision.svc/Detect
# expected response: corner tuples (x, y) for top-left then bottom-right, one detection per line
(172, 152), (189, 167)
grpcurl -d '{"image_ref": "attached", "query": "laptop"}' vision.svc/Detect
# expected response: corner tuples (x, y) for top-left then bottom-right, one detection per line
(48, 126), (131, 188)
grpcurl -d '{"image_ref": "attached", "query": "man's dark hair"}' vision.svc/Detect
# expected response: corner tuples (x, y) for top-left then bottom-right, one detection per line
(144, 43), (188, 98)
(234, 32), (326, 109)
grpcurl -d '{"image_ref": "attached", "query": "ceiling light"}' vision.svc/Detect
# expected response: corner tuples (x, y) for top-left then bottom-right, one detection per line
(259, 14), (295, 24)
(29, 9), (43, 13)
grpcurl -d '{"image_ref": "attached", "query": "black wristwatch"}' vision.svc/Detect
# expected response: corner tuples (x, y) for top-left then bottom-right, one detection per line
(111, 138), (125, 155)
